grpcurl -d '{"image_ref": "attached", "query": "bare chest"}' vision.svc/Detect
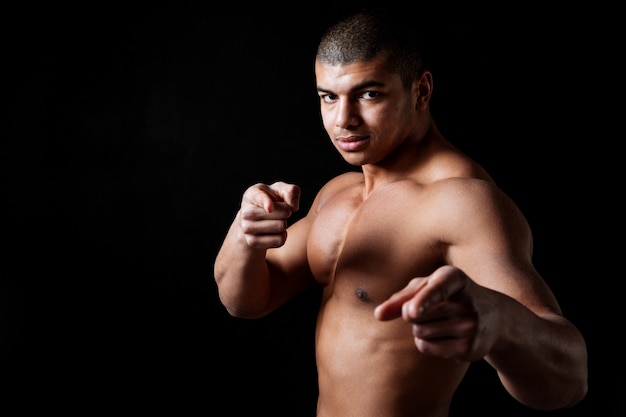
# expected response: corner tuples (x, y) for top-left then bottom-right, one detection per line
(307, 187), (442, 303)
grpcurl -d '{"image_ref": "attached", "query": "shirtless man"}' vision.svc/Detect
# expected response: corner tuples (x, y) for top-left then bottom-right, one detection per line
(213, 8), (588, 417)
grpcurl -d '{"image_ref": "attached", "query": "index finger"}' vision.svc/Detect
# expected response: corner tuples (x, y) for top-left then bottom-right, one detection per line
(415, 265), (468, 315)
(268, 181), (301, 212)
(374, 277), (428, 321)
(243, 182), (299, 213)
(374, 266), (467, 321)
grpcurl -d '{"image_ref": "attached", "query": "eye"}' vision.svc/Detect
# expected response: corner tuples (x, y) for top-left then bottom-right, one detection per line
(361, 91), (380, 100)
(320, 93), (337, 103)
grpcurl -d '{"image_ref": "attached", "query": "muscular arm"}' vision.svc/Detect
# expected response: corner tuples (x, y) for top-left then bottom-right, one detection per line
(483, 291), (588, 410)
(375, 178), (588, 410)
(453, 181), (588, 409)
(213, 182), (316, 318)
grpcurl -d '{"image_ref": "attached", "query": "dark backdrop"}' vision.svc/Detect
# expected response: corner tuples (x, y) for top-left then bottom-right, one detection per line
(5, 3), (621, 416)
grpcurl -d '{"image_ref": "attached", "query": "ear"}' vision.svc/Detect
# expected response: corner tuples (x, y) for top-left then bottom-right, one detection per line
(413, 71), (433, 110)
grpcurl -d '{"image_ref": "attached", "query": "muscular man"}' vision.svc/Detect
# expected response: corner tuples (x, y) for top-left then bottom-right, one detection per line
(214, 8), (588, 417)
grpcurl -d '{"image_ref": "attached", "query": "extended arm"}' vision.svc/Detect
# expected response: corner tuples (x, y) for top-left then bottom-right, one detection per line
(483, 291), (588, 409)
(375, 179), (588, 410)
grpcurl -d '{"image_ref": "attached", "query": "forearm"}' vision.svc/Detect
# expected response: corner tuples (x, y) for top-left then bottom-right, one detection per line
(213, 212), (273, 318)
(485, 300), (588, 410)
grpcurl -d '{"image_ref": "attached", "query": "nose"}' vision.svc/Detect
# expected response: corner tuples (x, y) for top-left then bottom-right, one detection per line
(335, 99), (360, 129)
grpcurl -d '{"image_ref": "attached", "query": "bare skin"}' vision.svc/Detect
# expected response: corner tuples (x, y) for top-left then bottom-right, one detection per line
(214, 53), (588, 417)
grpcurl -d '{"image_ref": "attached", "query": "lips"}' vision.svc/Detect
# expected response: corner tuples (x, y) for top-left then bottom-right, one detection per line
(336, 136), (368, 152)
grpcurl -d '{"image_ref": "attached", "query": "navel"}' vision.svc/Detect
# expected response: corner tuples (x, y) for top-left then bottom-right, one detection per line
(355, 287), (370, 302)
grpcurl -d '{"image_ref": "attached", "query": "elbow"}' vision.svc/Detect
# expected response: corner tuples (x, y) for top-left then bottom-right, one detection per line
(222, 304), (268, 320)
(525, 323), (589, 410)
(533, 383), (588, 411)
(558, 373), (589, 410)
(515, 367), (588, 411)
(500, 347), (589, 411)
(217, 291), (271, 320)
(557, 341), (589, 409)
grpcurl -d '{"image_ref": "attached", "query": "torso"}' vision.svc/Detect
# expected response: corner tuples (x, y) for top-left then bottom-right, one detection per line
(307, 172), (477, 417)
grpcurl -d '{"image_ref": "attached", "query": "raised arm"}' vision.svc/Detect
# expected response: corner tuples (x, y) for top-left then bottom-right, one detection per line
(213, 181), (316, 319)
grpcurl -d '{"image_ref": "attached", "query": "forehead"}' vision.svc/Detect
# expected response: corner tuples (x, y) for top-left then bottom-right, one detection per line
(315, 55), (401, 92)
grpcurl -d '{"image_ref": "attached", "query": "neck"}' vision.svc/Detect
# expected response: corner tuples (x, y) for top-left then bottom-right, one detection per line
(360, 123), (447, 195)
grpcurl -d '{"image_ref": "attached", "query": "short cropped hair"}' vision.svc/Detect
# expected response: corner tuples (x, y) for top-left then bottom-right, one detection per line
(316, 8), (426, 89)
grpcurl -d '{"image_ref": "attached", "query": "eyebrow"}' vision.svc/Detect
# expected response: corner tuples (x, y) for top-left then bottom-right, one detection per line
(317, 80), (386, 94)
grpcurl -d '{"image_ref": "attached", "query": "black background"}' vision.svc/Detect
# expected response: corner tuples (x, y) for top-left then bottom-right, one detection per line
(4, 2), (622, 416)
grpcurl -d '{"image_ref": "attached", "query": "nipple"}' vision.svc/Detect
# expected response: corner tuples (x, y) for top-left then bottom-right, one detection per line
(355, 287), (370, 302)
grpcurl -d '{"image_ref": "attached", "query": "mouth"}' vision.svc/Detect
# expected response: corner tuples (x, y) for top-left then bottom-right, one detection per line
(336, 135), (368, 152)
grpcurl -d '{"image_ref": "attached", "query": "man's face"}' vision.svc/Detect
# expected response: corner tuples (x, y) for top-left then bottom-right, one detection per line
(315, 55), (417, 167)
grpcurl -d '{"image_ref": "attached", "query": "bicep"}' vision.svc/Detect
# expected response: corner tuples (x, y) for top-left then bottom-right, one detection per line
(441, 181), (561, 314)
(264, 178), (345, 297)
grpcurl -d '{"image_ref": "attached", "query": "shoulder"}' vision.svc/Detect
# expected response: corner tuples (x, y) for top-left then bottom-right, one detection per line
(311, 171), (364, 208)
(387, 176), (502, 206)
(427, 176), (501, 203)
(422, 177), (533, 253)
(423, 177), (524, 224)
(323, 171), (364, 188)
